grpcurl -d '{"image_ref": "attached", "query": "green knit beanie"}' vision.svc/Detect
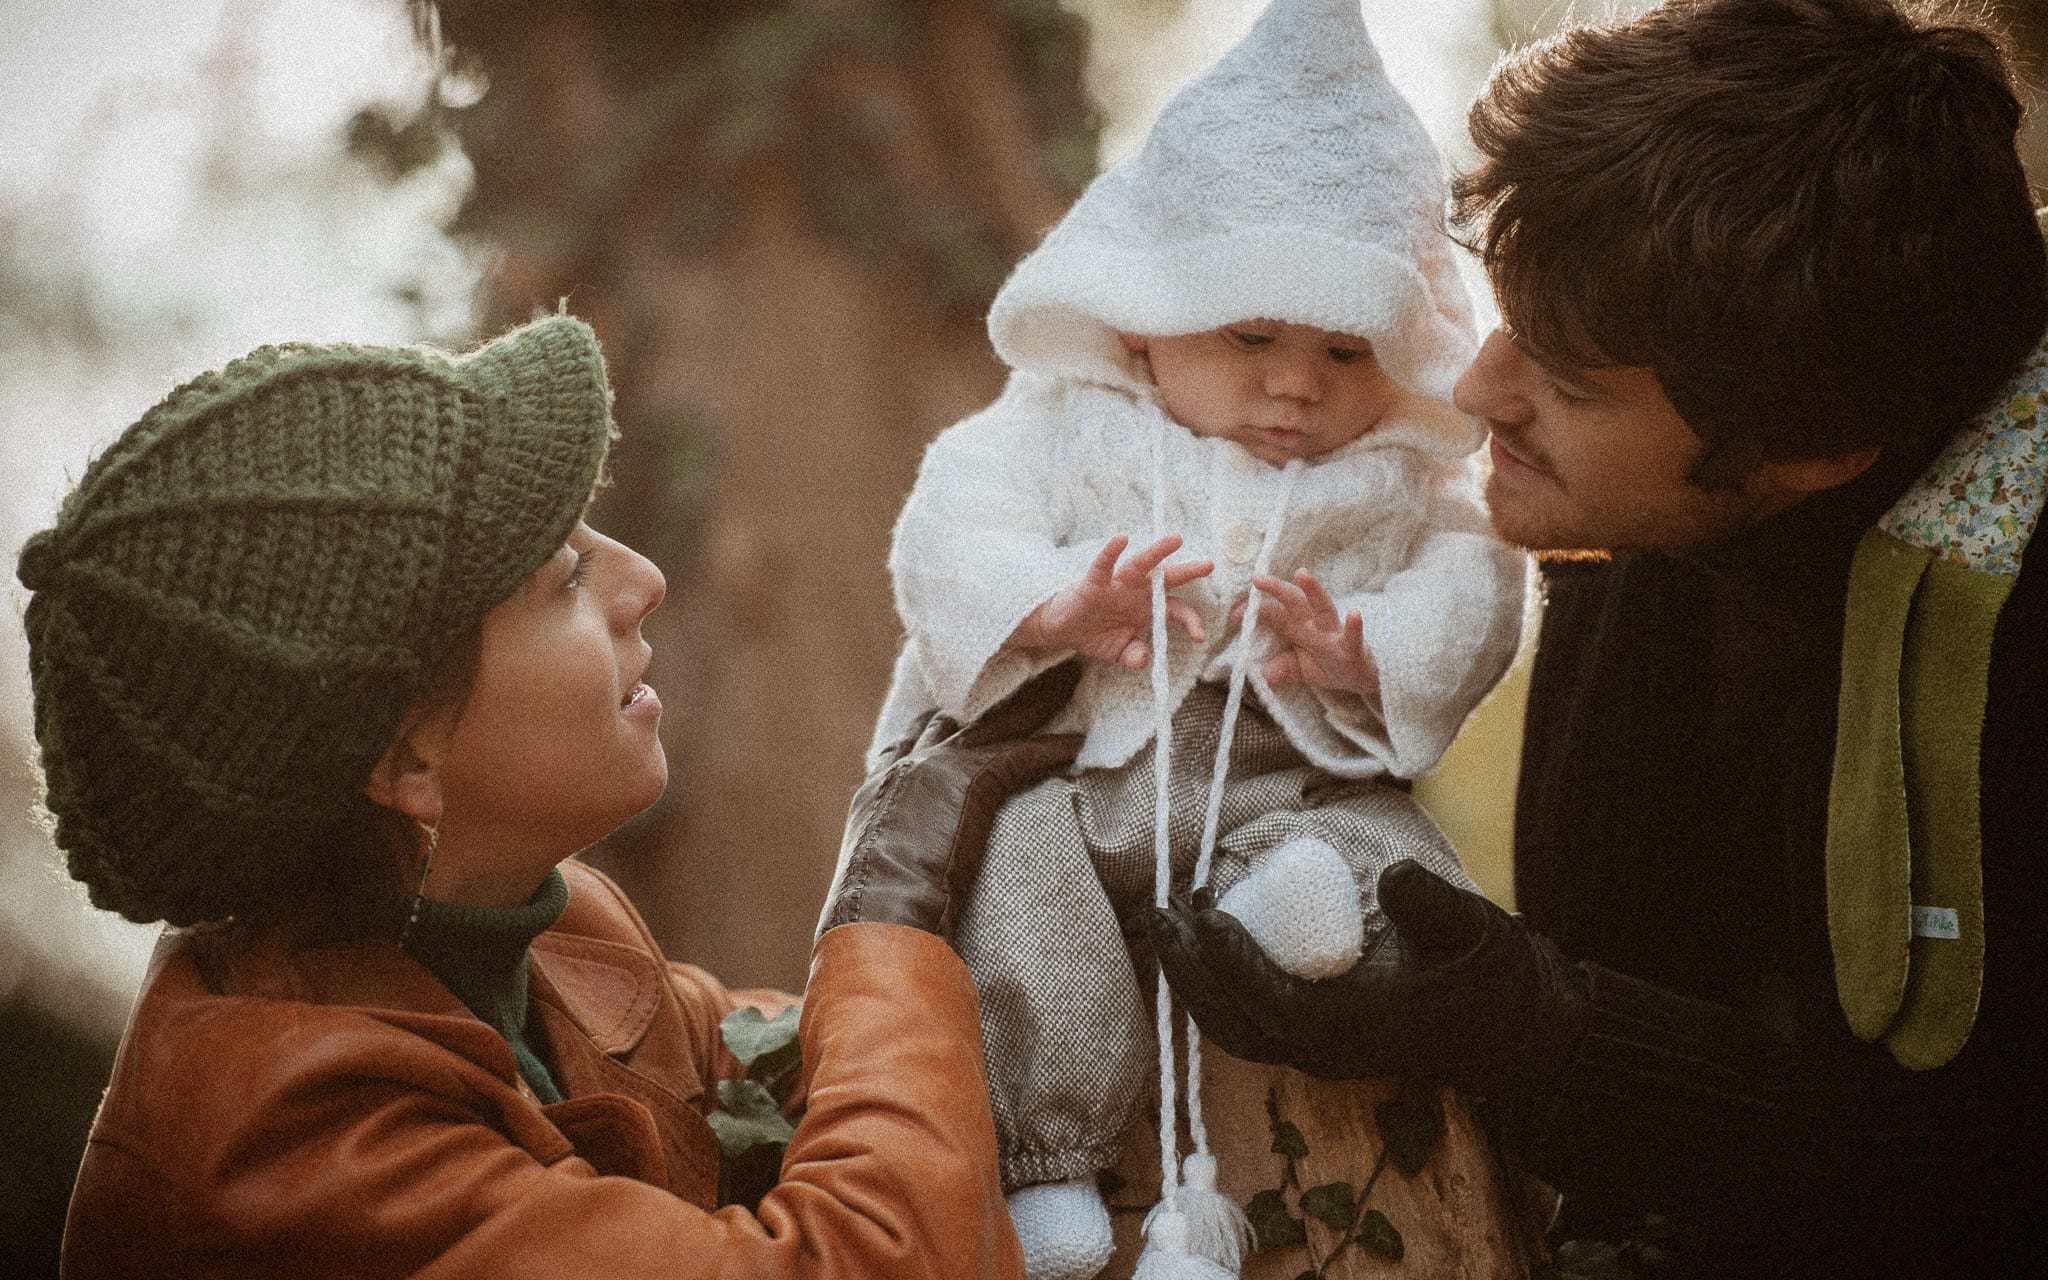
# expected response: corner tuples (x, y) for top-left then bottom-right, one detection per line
(15, 314), (617, 927)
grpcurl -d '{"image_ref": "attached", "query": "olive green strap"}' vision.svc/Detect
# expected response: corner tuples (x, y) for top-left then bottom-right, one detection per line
(1884, 559), (2010, 1069)
(1827, 530), (1928, 1044)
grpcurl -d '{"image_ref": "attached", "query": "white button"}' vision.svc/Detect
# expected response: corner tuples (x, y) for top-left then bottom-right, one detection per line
(1222, 520), (1260, 565)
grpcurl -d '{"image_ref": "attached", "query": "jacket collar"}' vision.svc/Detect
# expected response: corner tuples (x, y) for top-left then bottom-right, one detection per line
(189, 867), (669, 1092)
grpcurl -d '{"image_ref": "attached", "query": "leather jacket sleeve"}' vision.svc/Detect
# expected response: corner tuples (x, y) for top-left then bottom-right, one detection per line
(62, 922), (1021, 1280)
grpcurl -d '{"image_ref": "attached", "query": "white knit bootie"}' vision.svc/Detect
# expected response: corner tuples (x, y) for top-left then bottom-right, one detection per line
(1009, 1179), (1116, 1280)
(1216, 837), (1364, 979)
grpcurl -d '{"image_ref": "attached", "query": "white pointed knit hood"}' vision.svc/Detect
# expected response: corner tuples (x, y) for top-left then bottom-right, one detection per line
(988, 0), (1477, 454)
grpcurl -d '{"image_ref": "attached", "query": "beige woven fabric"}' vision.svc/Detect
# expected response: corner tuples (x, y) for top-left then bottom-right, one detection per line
(957, 683), (1471, 1189)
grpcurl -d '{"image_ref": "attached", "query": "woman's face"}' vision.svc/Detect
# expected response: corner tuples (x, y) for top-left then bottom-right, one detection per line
(425, 522), (668, 906)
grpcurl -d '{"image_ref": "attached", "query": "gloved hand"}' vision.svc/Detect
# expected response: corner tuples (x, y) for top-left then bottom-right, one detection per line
(817, 662), (1083, 940)
(1145, 859), (1590, 1104)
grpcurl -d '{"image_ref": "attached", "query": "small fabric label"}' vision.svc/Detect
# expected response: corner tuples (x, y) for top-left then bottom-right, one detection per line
(1911, 905), (1961, 940)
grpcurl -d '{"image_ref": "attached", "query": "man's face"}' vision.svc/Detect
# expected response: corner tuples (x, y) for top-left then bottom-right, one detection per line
(1453, 330), (1777, 552)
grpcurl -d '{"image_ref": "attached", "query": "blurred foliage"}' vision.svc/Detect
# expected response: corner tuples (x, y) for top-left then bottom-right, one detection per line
(433, 0), (1096, 313)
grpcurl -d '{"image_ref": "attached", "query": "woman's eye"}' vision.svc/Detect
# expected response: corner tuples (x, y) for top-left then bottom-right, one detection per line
(1328, 346), (1365, 364)
(565, 546), (599, 590)
(1227, 330), (1273, 347)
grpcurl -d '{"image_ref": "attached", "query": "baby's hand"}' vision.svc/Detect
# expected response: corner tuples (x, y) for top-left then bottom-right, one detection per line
(1010, 534), (1213, 669)
(1243, 568), (1379, 698)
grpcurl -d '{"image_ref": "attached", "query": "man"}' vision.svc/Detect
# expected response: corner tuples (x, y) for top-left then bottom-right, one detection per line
(1147, 1), (2048, 1275)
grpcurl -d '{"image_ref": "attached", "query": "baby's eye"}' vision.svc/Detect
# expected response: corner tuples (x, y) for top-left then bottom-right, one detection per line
(1227, 329), (1274, 348)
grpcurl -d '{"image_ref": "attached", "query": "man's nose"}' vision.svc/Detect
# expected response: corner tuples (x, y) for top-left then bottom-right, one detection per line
(1454, 330), (1533, 424)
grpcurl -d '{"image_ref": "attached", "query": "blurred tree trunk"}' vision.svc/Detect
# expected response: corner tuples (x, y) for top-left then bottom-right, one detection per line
(435, 0), (1096, 989)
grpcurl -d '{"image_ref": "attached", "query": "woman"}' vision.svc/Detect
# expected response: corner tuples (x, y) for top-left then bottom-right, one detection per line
(18, 314), (1075, 1278)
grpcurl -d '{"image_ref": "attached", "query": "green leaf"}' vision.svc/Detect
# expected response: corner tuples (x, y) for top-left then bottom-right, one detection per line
(1270, 1118), (1310, 1159)
(1544, 1239), (1636, 1280)
(706, 1078), (796, 1157)
(1374, 1095), (1443, 1177)
(1299, 1182), (1357, 1231)
(1245, 1189), (1306, 1250)
(1357, 1208), (1404, 1260)
(721, 1005), (801, 1079)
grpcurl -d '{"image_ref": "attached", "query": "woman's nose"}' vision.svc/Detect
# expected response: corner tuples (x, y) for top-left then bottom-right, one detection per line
(1454, 330), (1534, 424)
(616, 542), (666, 626)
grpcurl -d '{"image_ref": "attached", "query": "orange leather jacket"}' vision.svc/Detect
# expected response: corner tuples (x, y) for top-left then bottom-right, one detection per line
(61, 861), (1024, 1279)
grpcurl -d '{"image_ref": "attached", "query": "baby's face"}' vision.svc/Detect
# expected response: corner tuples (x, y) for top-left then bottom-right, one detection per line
(1125, 320), (1400, 465)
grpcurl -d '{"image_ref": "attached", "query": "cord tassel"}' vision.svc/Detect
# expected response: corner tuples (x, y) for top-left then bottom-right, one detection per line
(1134, 1209), (1238, 1280)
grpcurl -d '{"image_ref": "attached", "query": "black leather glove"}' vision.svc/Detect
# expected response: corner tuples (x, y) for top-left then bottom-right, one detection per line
(817, 662), (1083, 940)
(1145, 859), (1590, 1104)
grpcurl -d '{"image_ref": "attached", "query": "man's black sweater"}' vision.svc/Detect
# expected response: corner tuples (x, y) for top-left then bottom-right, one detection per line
(1507, 446), (2048, 1278)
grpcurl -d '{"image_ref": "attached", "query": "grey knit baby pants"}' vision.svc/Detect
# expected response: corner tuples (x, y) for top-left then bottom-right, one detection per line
(955, 681), (1472, 1191)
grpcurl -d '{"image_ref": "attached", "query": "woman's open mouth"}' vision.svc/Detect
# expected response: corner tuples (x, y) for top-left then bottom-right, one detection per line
(621, 682), (658, 712)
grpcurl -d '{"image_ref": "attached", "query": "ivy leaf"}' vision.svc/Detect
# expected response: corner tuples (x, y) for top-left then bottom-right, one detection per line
(1269, 1118), (1310, 1159)
(1299, 1181), (1358, 1231)
(1543, 1239), (1634, 1280)
(1375, 1095), (1442, 1177)
(1357, 1208), (1404, 1260)
(721, 1005), (801, 1079)
(1245, 1189), (1306, 1250)
(706, 1078), (796, 1157)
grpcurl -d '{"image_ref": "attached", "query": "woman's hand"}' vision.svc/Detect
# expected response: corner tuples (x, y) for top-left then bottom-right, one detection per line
(817, 662), (1085, 940)
(1008, 534), (1213, 669)
(1245, 568), (1379, 698)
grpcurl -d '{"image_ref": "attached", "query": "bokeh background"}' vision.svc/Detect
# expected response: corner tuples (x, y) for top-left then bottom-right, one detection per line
(4, 0), (2043, 1272)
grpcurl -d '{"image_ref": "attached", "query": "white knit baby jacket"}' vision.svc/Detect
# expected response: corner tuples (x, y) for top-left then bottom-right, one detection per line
(873, 373), (1524, 780)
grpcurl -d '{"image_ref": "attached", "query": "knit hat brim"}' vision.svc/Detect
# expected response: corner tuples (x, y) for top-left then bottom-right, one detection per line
(19, 313), (618, 928)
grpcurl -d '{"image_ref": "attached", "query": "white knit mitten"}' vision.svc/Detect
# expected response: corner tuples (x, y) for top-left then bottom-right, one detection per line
(1009, 1179), (1116, 1280)
(1215, 837), (1364, 980)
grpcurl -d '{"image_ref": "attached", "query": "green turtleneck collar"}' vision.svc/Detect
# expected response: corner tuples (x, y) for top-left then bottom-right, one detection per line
(404, 867), (571, 1104)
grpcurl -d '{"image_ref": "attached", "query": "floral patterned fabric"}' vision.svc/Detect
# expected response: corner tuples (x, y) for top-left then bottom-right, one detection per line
(1882, 336), (2048, 577)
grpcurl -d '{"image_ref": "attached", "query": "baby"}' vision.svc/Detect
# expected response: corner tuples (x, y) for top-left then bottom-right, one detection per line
(868, 2), (1526, 1277)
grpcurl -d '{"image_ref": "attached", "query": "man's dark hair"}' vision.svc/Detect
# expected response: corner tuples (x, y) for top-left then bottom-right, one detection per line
(1453, 0), (2047, 487)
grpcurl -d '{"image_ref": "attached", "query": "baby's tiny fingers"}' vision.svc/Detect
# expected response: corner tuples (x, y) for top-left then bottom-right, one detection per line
(1088, 534), (1132, 584)
(1252, 572), (1308, 613)
(1166, 597), (1206, 644)
(1161, 558), (1215, 589)
(1120, 637), (1150, 669)
(1262, 651), (1302, 686)
(1121, 533), (1185, 578)
(1295, 569), (1341, 623)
